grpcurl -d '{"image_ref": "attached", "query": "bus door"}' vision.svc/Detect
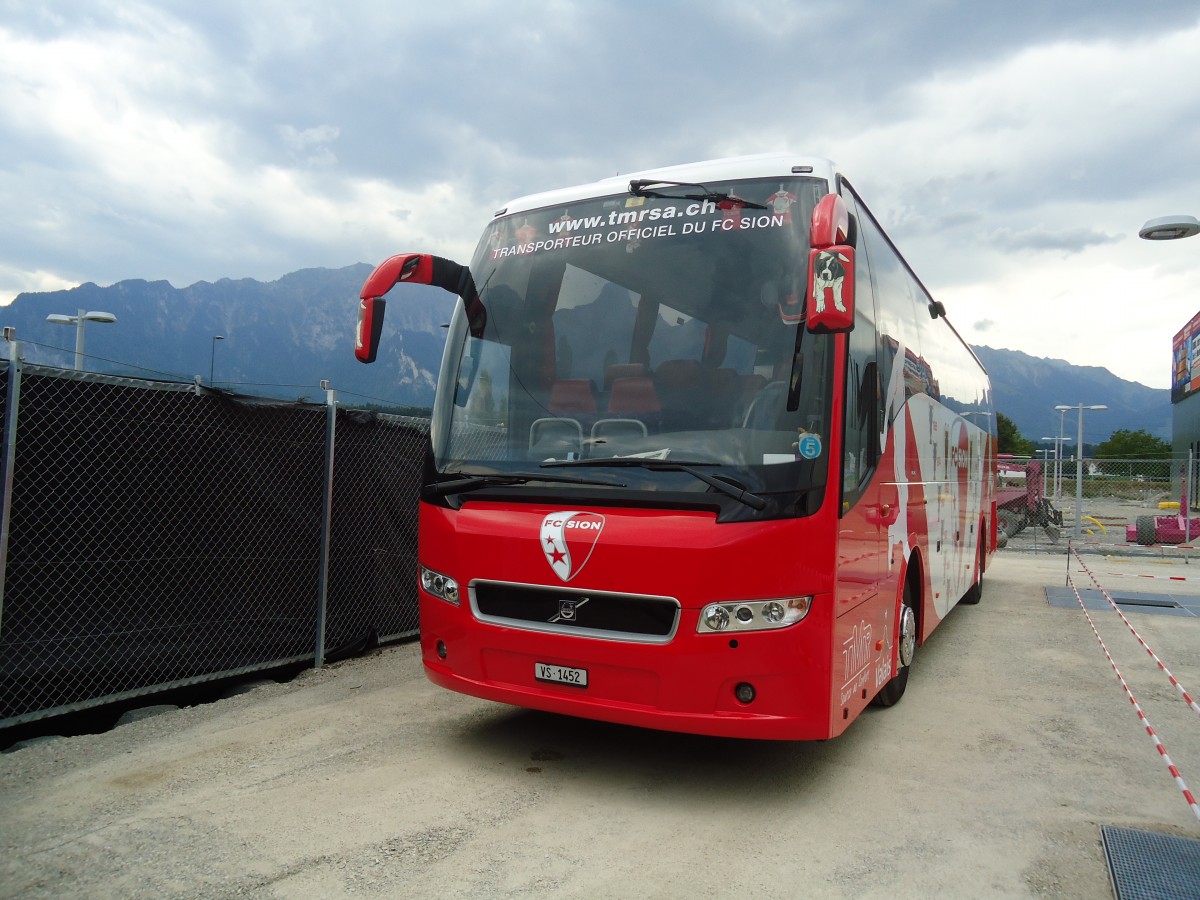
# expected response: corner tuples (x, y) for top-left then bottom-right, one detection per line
(834, 333), (894, 716)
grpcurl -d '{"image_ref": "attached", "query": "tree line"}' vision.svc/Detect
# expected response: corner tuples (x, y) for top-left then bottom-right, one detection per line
(995, 411), (1171, 459)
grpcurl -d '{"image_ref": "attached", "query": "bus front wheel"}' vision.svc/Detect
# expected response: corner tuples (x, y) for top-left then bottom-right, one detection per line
(873, 579), (916, 708)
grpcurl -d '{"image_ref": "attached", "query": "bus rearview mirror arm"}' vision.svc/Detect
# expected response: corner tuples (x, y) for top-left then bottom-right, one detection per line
(355, 254), (485, 364)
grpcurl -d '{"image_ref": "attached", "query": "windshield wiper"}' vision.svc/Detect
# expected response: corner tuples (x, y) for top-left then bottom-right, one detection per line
(541, 458), (767, 511)
(627, 179), (768, 211)
(425, 471), (626, 498)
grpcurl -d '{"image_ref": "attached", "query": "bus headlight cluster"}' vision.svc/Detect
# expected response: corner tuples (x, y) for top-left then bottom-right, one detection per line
(697, 596), (812, 633)
(420, 565), (460, 605)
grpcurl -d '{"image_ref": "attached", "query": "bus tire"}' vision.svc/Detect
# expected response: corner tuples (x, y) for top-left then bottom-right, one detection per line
(873, 578), (916, 708)
(960, 531), (985, 605)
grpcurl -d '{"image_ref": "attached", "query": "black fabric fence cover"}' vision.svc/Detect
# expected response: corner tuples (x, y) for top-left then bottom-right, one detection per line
(0, 363), (426, 725)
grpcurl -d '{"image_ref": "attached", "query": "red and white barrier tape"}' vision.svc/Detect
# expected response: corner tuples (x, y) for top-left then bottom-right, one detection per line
(1071, 545), (1200, 720)
(1104, 572), (1194, 582)
(1066, 572), (1200, 823)
(1107, 542), (1200, 552)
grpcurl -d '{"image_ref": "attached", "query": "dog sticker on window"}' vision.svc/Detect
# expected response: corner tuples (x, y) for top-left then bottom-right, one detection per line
(812, 249), (850, 314)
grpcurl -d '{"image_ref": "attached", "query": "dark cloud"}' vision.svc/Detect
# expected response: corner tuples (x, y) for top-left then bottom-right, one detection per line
(989, 226), (1119, 254)
(0, 1), (1197, 336)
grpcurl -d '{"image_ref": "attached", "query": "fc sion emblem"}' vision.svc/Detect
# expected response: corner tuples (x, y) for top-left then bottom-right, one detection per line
(540, 511), (605, 582)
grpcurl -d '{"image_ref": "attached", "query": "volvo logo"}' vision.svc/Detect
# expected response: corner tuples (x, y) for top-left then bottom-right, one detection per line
(550, 596), (590, 624)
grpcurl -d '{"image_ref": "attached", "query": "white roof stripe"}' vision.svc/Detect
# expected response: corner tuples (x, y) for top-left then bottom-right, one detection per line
(498, 153), (840, 216)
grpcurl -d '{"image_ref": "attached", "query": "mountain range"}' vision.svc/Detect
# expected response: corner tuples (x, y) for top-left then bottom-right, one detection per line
(972, 345), (1170, 445)
(1, 265), (1171, 443)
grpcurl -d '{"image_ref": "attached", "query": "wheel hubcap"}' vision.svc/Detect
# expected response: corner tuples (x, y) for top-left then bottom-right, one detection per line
(898, 604), (916, 667)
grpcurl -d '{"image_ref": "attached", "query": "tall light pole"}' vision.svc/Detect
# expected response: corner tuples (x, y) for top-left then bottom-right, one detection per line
(45, 309), (117, 371)
(1136, 213), (1192, 523)
(1055, 406), (1068, 500)
(210, 335), (225, 383)
(1055, 403), (1107, 540)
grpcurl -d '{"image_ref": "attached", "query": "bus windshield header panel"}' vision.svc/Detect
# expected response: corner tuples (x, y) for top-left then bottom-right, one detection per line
(431, 176), (835, 518)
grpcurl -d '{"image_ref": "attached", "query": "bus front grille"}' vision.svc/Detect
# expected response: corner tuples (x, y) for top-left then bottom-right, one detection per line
(469, 581), (680, 643)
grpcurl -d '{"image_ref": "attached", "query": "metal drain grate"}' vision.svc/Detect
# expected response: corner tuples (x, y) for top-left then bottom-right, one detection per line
(1101, 825), (1200, 900)
(1045, 587), (1197, 617)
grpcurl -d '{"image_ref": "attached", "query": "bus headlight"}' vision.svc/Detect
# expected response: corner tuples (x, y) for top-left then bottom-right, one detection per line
(420, 565), (460, 605)
(702, 604), (731, 631)
(696, 596), (812, 633)
(762, 601), (787, 623)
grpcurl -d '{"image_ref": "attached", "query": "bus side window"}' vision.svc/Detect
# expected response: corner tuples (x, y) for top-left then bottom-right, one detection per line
(860, 361), (880, 464)
(842, 311), (878, 506)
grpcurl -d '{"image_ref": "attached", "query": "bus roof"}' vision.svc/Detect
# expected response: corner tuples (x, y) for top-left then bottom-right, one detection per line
(496, 153), (841, 217)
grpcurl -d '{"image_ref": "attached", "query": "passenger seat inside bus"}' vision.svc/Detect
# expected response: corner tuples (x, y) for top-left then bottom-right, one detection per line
(601, 375), (661, 433)
(528, 379), (599, 458)
(590, 417), (648, 444)
(654, 359), (701, 431)
(530, 417), (583, 458)
(603, 363), (648, 391)
(548, 379), (598, 415)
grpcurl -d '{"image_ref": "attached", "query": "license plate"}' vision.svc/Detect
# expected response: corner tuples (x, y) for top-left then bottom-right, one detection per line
(535, 662), (588, 687)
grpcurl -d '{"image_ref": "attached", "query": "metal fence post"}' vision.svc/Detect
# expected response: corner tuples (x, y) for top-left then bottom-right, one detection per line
(0, 335), (23, 639)
(314, 380), (337, 668)
(1188, 449), (1195, 543)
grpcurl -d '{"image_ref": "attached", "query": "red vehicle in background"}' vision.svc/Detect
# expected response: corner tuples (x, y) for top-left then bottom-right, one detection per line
(356, 154), (996, 740)
(995, 457), (1062, 545)
(1128, 465), (1200, 545)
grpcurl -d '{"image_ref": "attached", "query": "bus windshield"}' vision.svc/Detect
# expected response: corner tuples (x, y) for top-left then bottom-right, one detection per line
(430, 176), (835, 512)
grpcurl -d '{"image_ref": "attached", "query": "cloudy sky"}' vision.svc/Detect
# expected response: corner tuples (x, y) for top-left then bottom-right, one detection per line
(2, 1), (1198, 390)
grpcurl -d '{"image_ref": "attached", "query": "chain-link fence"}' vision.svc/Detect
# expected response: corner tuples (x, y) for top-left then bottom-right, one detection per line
(0, 358), (428, 728)
(996, 453), (1198, 551)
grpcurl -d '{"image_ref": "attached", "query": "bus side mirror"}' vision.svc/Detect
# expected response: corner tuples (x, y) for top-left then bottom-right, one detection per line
(355, 253), (482, 364)
(805, 194), (855, 334)
(356, 296), (386, 363)
(356, 253), (433, 364)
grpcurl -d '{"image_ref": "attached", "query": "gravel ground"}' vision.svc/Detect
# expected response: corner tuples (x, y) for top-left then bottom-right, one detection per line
(2, 551), (1199, 899)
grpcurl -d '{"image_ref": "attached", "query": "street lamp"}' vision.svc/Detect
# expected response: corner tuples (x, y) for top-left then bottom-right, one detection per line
(45, 308), (117, 371)
(1139, 214), (1200, 241)
(1055, 403), (1107, 540)
(210, 335), (225, 383)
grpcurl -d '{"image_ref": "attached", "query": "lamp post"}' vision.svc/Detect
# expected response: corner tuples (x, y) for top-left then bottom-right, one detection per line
(1139, 214), (1200, 241)
(1040, 436), (1061, 499)
(1055, 406), (1068, 500)
(1136, 214), (1192, 521)
(45, 309), (117, 371)
(210, 335), (225, 383)
(1055, 403), (1107, 541)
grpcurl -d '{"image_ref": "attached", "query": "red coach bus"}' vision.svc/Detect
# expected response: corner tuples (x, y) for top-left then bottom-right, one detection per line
(356, 154), (996, 740)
